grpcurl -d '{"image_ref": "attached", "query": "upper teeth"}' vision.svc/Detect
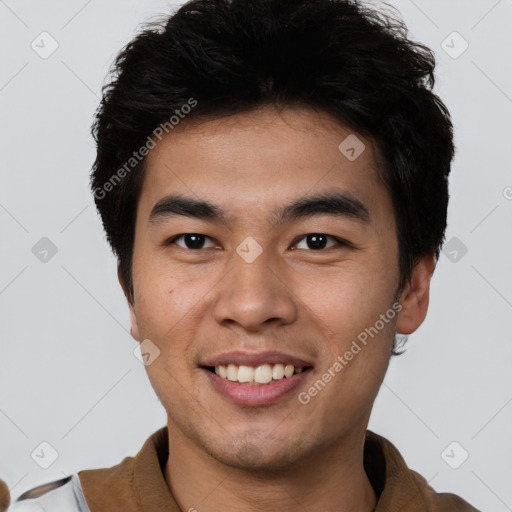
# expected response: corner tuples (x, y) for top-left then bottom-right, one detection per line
(215, 363), (304, 384)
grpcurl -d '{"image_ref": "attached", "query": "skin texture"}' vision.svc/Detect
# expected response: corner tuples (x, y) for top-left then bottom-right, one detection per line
(119, 106), (435, 512)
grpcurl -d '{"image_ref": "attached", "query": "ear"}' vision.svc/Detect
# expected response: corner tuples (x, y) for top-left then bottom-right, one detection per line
(117, 262), (141, 342)
(396, 253), (436, 335)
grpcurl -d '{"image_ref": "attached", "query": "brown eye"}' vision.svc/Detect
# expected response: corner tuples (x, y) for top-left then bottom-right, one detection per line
(169, 233), (217, 250)
(294, 234), (340, 250)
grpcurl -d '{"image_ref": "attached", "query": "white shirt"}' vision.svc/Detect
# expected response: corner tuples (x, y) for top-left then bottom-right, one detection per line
(8, 474), (89, 512)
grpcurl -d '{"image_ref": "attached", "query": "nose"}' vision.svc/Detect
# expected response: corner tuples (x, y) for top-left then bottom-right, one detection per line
(212, 250), (298, 332)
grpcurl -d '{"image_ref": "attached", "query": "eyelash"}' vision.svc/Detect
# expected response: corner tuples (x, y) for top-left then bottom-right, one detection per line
(165, 233), (351, 251)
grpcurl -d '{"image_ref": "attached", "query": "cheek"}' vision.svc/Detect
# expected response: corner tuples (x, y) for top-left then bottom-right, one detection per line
(131, 257), (215, 351)
(296, 261), (397, 337)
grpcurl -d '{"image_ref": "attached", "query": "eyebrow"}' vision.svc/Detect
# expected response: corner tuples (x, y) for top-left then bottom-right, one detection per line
(148, 190), (370, 227)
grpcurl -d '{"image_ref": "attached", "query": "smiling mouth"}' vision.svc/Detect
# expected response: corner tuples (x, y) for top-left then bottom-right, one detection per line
(203, 363), (313, 385)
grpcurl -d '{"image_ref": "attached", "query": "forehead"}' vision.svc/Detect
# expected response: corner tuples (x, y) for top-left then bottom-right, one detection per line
(138, 106), (391, 228)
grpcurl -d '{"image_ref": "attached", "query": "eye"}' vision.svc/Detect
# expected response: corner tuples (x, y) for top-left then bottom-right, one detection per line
(168, 233), (218, 250)
(166, 233), (349, 251)
(294, 233), (344, 251)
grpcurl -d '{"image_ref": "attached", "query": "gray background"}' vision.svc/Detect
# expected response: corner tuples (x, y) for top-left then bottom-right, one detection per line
(0, 0), (511, 510)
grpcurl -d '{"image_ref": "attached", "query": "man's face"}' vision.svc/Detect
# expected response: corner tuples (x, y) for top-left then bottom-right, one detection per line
(127, 106), (405, 470)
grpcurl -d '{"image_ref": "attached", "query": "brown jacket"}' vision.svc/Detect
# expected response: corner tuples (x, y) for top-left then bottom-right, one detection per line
(79, 427), (480, 512)
(6, 427), (481, 511)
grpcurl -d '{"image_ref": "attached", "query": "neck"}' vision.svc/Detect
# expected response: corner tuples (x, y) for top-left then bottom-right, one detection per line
(164, 424), (377, 512)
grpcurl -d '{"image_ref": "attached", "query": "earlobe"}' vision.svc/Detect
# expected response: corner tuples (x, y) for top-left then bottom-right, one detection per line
(128, 307), (141, 342)
(117, 262), (141, 342)
(396, 253), (436, 335)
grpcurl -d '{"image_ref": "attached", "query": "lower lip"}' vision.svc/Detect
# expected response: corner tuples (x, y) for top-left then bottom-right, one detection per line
(202, 368), (312, 406)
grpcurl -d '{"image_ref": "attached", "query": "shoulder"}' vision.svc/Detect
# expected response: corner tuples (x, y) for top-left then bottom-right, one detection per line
(8, 474), (90, 512)
(409, 469), (482, 512)
(364, 431), (481, 512)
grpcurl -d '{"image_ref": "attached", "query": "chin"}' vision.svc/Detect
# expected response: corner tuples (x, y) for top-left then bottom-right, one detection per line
(207, 437), (311, 473)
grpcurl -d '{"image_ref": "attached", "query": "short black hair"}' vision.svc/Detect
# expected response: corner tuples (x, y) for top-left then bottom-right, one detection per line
(90, 0), (454, 353)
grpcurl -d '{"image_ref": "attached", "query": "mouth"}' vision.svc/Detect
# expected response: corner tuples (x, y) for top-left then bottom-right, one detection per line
(199, 350), (314, 405)
(200, 355), (314, 406)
